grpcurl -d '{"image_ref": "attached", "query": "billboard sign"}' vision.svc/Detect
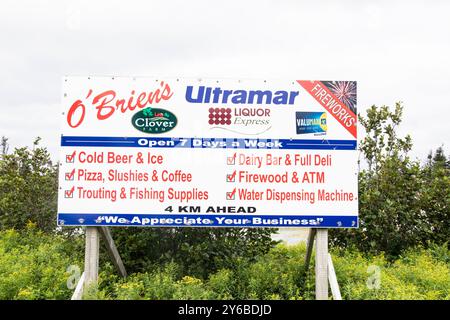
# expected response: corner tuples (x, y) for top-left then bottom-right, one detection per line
(58, 77), (358, 228)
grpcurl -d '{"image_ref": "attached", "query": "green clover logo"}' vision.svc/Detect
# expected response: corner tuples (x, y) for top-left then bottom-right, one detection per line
(142, 107), (153, 117)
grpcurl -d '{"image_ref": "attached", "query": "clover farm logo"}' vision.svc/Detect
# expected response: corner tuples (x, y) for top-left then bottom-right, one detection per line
(132, 107), (177, 134)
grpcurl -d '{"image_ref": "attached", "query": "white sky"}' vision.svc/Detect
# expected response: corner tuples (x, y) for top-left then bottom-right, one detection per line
(0, 0), (449, 162)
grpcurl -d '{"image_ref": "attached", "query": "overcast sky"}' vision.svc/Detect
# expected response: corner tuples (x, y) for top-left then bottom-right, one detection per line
(0, 0), (449, 162)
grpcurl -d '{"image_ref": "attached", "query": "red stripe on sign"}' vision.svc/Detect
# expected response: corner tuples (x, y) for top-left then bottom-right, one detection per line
(297, 80), (357, 138)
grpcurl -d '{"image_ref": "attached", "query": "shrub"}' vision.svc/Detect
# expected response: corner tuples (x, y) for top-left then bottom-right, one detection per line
(331, 104), (450, 257)
(110, 227), (278, 278)
(207, 269), (234, 299)
(1, 223), (449, 300)
(95, 264), (214, 300)
(245, 245), (304, 300)
(84, 242), (450, 300)
(331, 246), (450, 300)
(0, 224), (83, 299)
(0, 138), (58, 233)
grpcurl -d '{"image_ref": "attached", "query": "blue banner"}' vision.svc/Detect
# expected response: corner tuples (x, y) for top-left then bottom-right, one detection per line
(61, 136), (356, 150)
(57, 213), (358, 228)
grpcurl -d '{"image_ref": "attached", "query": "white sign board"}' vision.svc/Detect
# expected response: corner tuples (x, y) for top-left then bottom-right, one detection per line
(58, 77), (358, 228)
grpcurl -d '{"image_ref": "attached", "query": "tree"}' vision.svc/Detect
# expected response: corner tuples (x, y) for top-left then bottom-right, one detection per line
(358, 102), (412, 172)
(426, 146), (449, 169)
(421, 147), (450, 246)
(330, 103), (449, 257)
(0, 137), (58, 233)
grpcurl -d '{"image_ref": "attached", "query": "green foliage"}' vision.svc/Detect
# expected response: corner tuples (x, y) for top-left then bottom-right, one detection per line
(333, 245), (450, 300)
(331, 104), (449, 257)
(245, 245), (305, 299)
(0, 137), (58, 233)
(110, 227), (277, 279)
(358, 103), (412, 172)
(88, 243), (450, 300)
(1, 227), (448, 300)
(421, 147), (450, 245)
(428, 242), (450, 265)
(0, 224), (83, 299)
(90, 263), (215, 300)
(207, 269), (235, 299)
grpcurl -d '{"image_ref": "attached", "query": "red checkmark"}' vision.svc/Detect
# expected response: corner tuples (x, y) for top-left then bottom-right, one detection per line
(65, 169), (76, 181)
(65, 186), (75, 198)
(66, 151), (76, 163)
(227, 153), (236, 165)
(226, 188), (236, 200)
(227, 170), (237, 182)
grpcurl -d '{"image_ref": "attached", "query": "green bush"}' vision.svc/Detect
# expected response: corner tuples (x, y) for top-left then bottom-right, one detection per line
(0, 138), (58, 233)
(93, 263), (214, 300)
(330, 244), (450, 300)
(0, 224), (83, 299)
(91, 243), (450, 300)
(110, 227), (277, 278)
(331, 104), (450, 257)
(207, 269), (235, 299)
(1, 227), (448, 300)
(245, 245), (304, 300)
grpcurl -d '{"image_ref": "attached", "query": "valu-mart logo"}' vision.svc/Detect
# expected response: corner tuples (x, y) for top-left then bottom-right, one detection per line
(295, 112), (327, 135)
(132, 107), (177, 134)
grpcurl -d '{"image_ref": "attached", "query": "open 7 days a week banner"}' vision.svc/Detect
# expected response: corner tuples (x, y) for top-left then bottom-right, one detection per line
(58, 77), (358, 228)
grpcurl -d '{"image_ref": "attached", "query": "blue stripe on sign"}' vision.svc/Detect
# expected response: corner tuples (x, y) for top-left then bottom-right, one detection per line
(57, 213), (358, 228)
(61, 136), (357, 150)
